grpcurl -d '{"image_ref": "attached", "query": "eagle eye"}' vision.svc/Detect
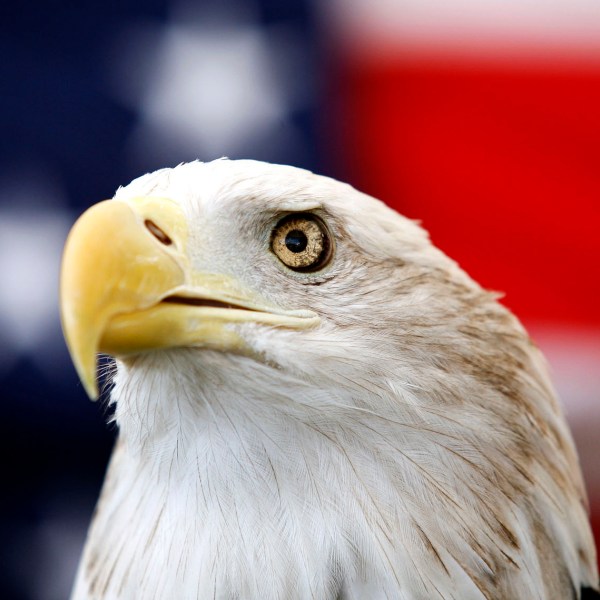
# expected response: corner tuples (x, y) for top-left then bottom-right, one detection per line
(271, 214), (332, 272)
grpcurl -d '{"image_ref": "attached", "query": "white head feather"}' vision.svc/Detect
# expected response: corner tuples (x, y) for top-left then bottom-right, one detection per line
(72, 159), (597, 600)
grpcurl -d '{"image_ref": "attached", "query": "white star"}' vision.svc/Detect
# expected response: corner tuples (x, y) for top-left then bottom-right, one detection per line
(109, 1), (310, 163)
(0, 169), (73, 375)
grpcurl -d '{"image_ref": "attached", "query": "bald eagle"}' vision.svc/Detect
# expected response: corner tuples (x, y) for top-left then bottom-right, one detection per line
(61, 159), (598, 599)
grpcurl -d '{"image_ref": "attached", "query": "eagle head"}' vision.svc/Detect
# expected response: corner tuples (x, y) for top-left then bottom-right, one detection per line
(61, 159), (597, 599)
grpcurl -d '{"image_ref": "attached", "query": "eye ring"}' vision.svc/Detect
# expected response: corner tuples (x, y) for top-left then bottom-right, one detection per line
(271, 213), (333, 272)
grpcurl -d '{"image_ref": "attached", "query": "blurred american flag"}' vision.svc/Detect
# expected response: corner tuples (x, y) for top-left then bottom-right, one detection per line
(1, 1), (598, 598)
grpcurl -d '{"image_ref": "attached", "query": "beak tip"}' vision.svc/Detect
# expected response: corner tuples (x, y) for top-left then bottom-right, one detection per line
(83, 379), (100, 401)
(70, 350), (100, 401)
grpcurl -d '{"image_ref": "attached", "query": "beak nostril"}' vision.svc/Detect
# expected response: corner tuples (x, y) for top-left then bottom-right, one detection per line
(144, 219), (172, 245)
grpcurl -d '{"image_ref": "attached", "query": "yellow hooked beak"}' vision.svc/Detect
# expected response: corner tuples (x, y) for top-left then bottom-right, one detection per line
(60, 197), (319, 399)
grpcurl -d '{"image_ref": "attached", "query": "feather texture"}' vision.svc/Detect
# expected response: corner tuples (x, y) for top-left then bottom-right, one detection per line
(71, 159), (597, 599)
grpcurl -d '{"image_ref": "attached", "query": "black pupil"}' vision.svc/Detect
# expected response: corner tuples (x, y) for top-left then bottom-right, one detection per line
(285, 229), (308, 253)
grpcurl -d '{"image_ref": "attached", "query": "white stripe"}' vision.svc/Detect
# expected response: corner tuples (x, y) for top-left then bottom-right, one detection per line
(325, 0), (600, 55)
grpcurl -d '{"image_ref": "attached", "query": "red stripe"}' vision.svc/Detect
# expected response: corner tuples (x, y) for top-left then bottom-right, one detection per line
(332, 59), (600, 325)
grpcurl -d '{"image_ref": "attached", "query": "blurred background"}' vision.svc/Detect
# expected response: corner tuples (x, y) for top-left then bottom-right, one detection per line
(1, 0), (599, 597)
